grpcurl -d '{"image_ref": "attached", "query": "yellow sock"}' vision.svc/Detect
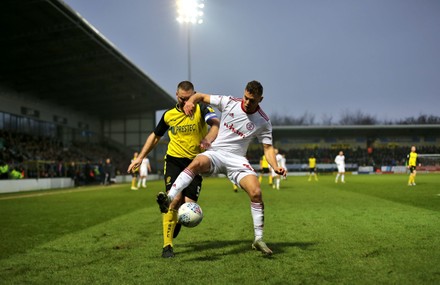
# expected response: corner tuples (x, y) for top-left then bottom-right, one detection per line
(163, 209), (178, 247)
(131, 178), (136, 188)
(408, 175), (413, 184)
(268, 175), (273, 185)
(258, 176), (262, 183)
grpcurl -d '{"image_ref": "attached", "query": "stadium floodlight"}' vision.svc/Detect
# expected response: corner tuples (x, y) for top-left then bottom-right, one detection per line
(176, 0), (204, 24)
(176, 0), (205, 81)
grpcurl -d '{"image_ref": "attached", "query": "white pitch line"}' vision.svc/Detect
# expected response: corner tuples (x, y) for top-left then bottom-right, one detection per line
(0, 186), (114, 200)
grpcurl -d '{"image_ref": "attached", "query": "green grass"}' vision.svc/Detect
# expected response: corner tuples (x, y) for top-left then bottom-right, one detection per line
(1, 174), (439, 284)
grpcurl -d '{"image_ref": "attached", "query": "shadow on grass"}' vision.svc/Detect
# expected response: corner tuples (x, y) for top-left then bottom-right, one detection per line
(178, 240), (318, 260)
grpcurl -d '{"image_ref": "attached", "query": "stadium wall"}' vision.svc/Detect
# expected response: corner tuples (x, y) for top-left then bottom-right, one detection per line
(0, 86), (100, 140)
(0, 174), (159, 194)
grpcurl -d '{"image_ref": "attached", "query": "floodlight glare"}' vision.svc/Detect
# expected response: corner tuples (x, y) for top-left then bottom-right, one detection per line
(176, 0), (204, 24)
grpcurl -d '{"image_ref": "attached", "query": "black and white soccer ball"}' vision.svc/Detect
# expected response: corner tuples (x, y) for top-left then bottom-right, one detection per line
(178, 202), (203, 228)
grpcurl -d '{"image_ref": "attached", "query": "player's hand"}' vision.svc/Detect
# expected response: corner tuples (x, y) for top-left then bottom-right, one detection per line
(127, 158), (142, 173)
(275, 167), (287, 178)
(199, 138), (211, 150)
(183, 101), (195, 117)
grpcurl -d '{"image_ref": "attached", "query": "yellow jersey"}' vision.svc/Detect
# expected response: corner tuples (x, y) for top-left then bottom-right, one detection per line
(154, 103), (217, 159)
(408, 152), (418, 167)
(260, 155), (269, 168)
(309, 157), (316, 168)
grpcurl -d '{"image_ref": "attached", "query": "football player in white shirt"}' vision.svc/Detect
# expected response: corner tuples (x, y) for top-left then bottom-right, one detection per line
(334, 150), (345, 183)
(270, 148), (284, 190)
(157, 80), (286, 255)
(137, 157), (152, 188)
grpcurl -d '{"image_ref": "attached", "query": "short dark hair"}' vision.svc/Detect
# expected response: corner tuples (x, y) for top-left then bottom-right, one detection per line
(177, 81), (194, 92)
(245, 80), (263, 97)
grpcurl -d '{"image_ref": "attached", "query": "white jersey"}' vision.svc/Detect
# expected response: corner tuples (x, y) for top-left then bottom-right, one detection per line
(335, 155), (345, 167)
(209, 95), (272, 157)
(139, 158), (150, 176)
(281, 156), (286, 169)
(271, 153), (284, 176)
(275, 154), (283, 167)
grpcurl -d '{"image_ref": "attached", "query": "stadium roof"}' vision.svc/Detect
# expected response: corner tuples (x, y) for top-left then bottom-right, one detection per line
(273, 124), (440, 138)
(0, 0), (175, 119)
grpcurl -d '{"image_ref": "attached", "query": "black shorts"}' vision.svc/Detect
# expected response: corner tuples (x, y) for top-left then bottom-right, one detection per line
(131, 168), (139, 177)
(261, 167), (270, 174)
(164, 154), (202, 201)
(309, 167), (316, 174)
(409, 166), (416, 173)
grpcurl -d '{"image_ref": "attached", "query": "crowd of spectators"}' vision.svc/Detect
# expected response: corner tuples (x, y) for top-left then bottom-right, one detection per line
(0, 130), (130, 183)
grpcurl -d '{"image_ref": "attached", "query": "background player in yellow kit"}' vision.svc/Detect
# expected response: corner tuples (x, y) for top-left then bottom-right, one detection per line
(407, 145), (418, 186)
(258, 154), (272, 185)
(308, 155), (318, 182)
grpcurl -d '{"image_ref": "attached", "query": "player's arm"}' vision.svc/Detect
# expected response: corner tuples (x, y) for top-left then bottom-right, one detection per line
(128, 112), (169, 173)
(184, 93), (211, 116)
(200, 117), (220, 150)
(127, 132), (161, 173)
(263, 144), (287, 177)
(147, 160), (152, 172)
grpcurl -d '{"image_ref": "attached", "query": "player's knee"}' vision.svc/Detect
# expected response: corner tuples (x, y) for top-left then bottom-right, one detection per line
(248, 188), (262, 203)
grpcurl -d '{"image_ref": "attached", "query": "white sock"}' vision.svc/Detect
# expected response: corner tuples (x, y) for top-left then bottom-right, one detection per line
(142, 178), (147, 187)
(341, 174), (345, 182)
(276, 178), (280, 189)
(168, 169), (195, 200)
(137, 179), (141, 188)
(335, 174), (340, 181)
(251, 202), (264, 241)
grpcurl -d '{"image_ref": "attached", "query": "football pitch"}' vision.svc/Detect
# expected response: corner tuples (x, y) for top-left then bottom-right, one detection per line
(1, 174), (439, 284)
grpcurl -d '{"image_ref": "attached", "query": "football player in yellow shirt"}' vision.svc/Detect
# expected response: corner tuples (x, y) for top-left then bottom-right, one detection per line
(308, 155), (318, 182)
(407, 145), (418, 186)
(128, 81), (219, 258)
(258, 155), (273, 185)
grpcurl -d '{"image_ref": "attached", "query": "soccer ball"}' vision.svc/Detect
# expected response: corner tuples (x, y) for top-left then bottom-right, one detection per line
(178, 202), (203, 228)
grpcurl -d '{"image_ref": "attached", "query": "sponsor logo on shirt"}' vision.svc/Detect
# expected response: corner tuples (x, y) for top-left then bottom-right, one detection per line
(224, 122), (246, 138)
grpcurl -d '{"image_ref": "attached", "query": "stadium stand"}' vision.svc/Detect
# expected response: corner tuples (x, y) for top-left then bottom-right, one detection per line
(0, 0), (175, 187)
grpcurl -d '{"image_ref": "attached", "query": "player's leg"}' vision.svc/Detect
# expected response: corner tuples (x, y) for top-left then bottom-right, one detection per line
(137, 174), (142, 188)
(166, 155), (211, 202)
(239, 174), (273, 255)
(412, 169), (417, 185)
(275, 175), (280, 190)
(341, 171), (345, 183)
(335, 172), (340, 183)
(142, 174), (147, 188)
(131, 172), (138, 190)
(159, 155), (188, 258)
(267, 168), (273, 185)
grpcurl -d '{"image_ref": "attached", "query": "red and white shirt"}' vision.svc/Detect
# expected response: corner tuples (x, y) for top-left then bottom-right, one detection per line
(209, 95), (272, 157)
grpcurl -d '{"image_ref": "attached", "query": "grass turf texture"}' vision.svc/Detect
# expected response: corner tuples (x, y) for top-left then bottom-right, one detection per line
(1, 174), (439, 284)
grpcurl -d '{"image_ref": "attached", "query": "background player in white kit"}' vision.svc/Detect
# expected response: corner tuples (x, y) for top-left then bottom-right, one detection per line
(335, 150), (345, 183)
(157, 80), (286, 255)
(270, 148), (284, 190)
(137, 156), (152, 189)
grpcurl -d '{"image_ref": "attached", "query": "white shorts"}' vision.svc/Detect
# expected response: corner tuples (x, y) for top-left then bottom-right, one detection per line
(337, 165), (345, 173)
(198, 149), (257, 186)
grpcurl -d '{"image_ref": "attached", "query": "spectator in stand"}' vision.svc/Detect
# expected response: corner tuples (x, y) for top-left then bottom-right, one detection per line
(67, 161), (79, 187)
(103, 158), (115, 185)
(0, 160), (9, 179)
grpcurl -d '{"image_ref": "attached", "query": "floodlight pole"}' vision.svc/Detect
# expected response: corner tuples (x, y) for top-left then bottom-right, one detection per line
(187, 24), (191, 82)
